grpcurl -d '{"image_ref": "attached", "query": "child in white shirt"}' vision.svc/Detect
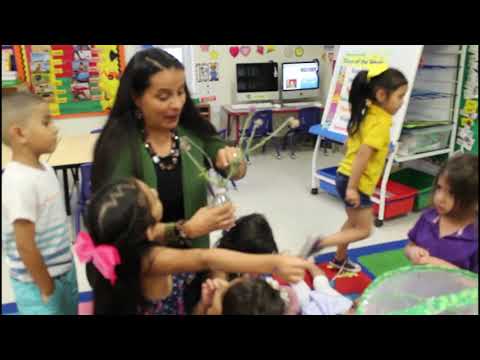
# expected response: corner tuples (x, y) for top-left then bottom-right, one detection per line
(2, 93), (78, 314)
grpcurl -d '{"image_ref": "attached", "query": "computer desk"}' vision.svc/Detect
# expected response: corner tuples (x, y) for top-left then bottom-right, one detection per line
(2, 133), (99, 216)
(222, 103), (324, 144)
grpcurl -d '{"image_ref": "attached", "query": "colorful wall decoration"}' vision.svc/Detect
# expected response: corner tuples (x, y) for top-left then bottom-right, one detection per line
(323, 52), (390, 135)
(17, 45), (125, 118)
(196, 62), (219, 83)
(456, 45), (478, 155)
(2, 45), (18, 80)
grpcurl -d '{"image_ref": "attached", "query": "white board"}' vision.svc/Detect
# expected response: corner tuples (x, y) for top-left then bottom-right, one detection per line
(320, 45), (424, 143)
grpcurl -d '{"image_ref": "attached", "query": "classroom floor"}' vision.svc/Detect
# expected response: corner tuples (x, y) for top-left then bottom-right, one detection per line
(1, 145), (421, 306)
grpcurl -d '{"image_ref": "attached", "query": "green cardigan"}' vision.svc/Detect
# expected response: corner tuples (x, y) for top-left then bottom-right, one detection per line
(111, 126), (227, 248)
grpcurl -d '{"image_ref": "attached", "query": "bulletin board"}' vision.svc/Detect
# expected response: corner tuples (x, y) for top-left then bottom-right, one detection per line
(455, 45), (478, 155)
(2, 45), (18, 79)
(16, 45), (125, 119)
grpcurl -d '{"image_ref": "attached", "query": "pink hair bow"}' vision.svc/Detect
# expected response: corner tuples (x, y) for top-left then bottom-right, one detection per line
(75, 231), (121, 286)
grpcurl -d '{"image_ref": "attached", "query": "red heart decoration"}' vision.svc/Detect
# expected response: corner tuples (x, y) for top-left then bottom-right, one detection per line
(257, 45), (264, 55)
(229, 46), (239, 58)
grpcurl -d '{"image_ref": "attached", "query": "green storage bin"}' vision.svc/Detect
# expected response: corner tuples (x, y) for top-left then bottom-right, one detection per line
(390, 168), (435, 211)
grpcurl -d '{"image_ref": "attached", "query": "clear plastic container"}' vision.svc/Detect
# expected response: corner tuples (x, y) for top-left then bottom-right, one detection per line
(397, 125), (452, 156)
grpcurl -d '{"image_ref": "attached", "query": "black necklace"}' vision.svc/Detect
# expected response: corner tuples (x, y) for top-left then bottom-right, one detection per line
(143, 130), (180, 171)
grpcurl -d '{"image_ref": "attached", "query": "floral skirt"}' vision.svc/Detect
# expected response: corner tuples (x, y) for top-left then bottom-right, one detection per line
(142, 272), (195, 315)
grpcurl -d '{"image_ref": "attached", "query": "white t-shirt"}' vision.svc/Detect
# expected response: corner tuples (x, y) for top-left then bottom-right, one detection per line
(291, 276), (353, 315)
(2, 161), (73, 282)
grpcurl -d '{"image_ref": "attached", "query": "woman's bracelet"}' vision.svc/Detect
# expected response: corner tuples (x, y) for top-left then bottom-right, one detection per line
(163, 222), (178, 243)
(163, 221), (193, 248)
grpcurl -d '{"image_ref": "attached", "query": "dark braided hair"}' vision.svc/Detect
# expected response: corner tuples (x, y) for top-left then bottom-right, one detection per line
(84, 178), (159, 314)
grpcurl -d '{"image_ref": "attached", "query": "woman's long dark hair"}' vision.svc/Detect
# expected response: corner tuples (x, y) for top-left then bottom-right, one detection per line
(91, 48), (218, 192)
(84, 178), (159, 315)
(348, 68), (408, 136)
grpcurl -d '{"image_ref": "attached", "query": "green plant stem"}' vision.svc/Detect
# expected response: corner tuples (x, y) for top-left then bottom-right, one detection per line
(183, 135), (240, 187)
(248, 119), (292, 153)
(226, 150), (244, 181)
(183, 135), (215, 169)
(246, 123), (260, 154)
(180, 145), (222, 193)
(238, 112), (255, 149)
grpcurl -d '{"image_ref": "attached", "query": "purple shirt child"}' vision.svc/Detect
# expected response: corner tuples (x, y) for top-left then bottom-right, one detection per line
(408, 208), (478, 273)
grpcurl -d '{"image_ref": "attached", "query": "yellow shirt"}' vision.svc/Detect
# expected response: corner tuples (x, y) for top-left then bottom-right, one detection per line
(337, 104), (392, 196)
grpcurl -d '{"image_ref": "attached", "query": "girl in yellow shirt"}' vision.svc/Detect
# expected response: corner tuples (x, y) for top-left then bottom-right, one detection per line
(301, 67), (408, 273)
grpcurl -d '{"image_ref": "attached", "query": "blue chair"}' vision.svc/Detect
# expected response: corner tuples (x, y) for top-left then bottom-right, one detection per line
(241, 110), (281, 162)
(218, 128), (227, 139)
(74, 163), (93, 236)
(284, 107), (324, 158)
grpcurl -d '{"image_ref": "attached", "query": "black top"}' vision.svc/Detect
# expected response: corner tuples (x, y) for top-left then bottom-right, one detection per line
(144, 131), (185, 223)
(154, 156), (185, 223)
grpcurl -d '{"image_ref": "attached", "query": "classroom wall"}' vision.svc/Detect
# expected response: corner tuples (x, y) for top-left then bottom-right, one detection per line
(192, 45), (333, 128)
(53, 45), (334, 135)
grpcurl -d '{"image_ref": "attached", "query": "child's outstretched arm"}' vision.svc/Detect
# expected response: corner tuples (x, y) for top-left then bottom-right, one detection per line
(14, 220), (54, 303)
(147, 247), (310, 283)
(150, 202), (236, 243)
(347, 144), (375, 207)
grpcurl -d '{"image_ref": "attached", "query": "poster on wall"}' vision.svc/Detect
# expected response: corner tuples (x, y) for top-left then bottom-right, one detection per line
(463, 45), (478, 100)
(456, 45), (478, 155)
(319, 45), (423, 143)
(457, 116), (477, 153)
(209, 63), (219, 81)
(323, 45), (338, 72)
(322, 53), (390, 135)
(17, 45), (125, 118)
(196, 63), (210, 82)
(196, 62), (219, 82)
(2, 45), (19, 82)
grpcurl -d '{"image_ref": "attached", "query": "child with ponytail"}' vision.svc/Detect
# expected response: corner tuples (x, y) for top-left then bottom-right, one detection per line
(301, 67), (409, 273)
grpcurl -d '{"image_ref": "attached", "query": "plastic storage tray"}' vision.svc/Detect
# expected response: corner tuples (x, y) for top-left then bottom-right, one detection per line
(397, 125), (452, 156)
(371, 180), (417, 219)
(317, 166), (417, 220)
(390, 168), (435, 211)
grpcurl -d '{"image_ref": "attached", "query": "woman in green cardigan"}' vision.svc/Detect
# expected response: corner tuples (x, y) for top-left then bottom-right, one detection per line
(91, 48), (247, 314)
(92, 48), (246, 248)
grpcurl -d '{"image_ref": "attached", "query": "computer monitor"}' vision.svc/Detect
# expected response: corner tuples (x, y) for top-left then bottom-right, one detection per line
(235, 62), (279, 102)
(281, 61), (320, 101)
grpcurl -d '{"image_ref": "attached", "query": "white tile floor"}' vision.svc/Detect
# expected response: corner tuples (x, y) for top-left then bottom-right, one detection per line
(1, 146), (421, 306)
